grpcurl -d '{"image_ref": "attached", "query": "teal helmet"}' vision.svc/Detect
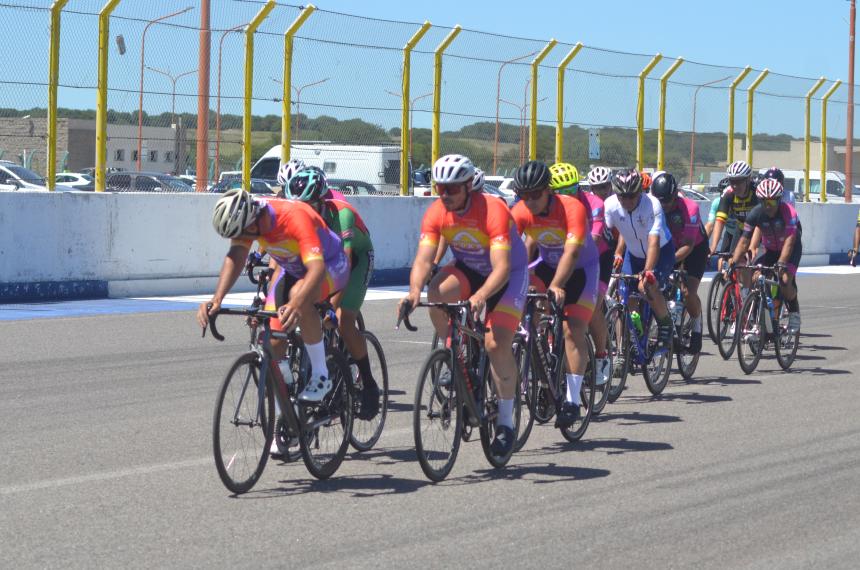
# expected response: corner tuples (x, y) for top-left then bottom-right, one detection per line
(287, 168), (327, 202)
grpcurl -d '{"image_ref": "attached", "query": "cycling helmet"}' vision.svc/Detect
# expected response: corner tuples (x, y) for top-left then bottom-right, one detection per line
(718, 177), (731, 191)
(641, 171), (653, 190)
(432, 154), (475, 185)
(611, 168), (643, 196)
(212, 188), (260, 238)
(277, 158), (306, 186)
(287, 168), (328, 202)
(750, 172), (764, 191)
(513, 160), (551, 192)
(763, 166), (785, 184)
(650, 172), (678, 202)
(755, 178), (784, 200)
(471, 168), (485, 192)
(549, 162), (580, 194)
(727, 160), (752, 179)
(587, 166), (611, 186)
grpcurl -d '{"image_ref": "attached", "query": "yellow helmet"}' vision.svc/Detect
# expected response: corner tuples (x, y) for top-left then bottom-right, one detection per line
(549, 162), (580, 195)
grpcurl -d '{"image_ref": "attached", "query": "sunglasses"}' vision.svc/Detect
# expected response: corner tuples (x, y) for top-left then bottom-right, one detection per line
(516, 188), (547, 201)
(436, 184), (465, 197)
(729, 178), (748, 186)
(762, 199), (780, 208)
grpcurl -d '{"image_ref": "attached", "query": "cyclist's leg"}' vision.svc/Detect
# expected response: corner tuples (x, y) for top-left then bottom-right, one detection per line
(265, 265), (293, 361)
(427, 261), (476, 340)
(590, 251), (612, 354)
(782, 240), (802, 331)
(646, 243), (676, 348)
(683, 239), (709, 352)
(559, 265), (597, 425)
(337, 250), (372, 360)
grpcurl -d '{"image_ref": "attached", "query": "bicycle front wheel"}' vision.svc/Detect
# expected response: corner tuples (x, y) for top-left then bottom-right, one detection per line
(350, 331), (389, 452)
(212, 352), (275, 494)
(706, 272), (724, 344)
(413, 348), (462, 482)
(643, 312), (673, 395)
(716, 283), (740, 360)
(676, 308), (701, 381)
(607, 304), (630, 403)
(737, 292), (765, 375)
(774, 303), (799, 370)
(561, 337), (596, 443)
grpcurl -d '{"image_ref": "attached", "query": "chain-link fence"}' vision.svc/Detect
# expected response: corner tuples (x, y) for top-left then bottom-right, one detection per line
(0, 0), (855, 194)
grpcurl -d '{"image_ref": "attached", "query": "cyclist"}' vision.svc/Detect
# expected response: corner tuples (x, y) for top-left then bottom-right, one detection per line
(398, 154), (528, 456)
(286, 168), (380, 420)
(548, 162), (612, 389)
(650, 172), (708, 354)
(761, 167), (795, 207)
(432, 168), (490, 268)
(710, 160), (758, 260)
(509, 161), (597, 427)
(850, 209), (860, 267)
(198, 189), (349, 405)
(705, 177), (731, 237)
(604, 168), (675, 350)
(729, 178), (803, 333)
(276, 158), (306, 195)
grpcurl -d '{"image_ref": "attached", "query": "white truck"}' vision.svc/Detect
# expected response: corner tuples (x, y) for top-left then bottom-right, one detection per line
(250, 142), (401, 195)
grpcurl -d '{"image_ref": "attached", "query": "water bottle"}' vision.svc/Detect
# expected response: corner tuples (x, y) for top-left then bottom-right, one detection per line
(763, 296), (773, 334)
(630, 311), (643, 336)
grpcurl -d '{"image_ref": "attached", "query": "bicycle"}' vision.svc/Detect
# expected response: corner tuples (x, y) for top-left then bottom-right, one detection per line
(603, 276), (628, 404)
(715, 263), (744, 360)
(398, 301), (522, 482)
(664, 269), (700, 381)
(706, 253), (733, 344)
(513, 291), (596, 451)
(736, 264), (801, 374)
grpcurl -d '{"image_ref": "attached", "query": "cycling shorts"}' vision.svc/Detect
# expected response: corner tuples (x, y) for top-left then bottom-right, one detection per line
(753, 240), (802, 277)
(438, 260), (528, 333)
(529, 259), (598, 323)
(598, 249), (614, 295)
(340, 249), (374, 312)
(264, 261), (349, 332)
(622, 241), (676, 289)
(676, 239), (710, 280)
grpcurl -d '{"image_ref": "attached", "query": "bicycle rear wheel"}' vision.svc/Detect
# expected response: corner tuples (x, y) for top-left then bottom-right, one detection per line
(591, 332), (612, 415)
(716, 282), (740, 360)
(774, 304), (800, 370)
(737, 293), (765, 375)
(606, 304), (630, 403)
(212, 352), (274, 494)
(512, 335), (534, 452)
(298, 350), (354, 480)
(413, 348), (462, 482)
(561, 337), (596, 443)
(706, 272), (724, 344)
(350, 331), (389, 452)
(676, 308), (701, 381)
(643, 312), (673, 395)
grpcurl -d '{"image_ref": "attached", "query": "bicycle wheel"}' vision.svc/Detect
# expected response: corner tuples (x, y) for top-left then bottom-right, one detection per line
(480, 353), (522, 468)
(212, 352), (275, 494)
(531, 330), (558, 424)
(274, 413), (301, 462)
(298, 350), (354, 480)
(737, 292), (765, 375)
(350, 331), (389, 452)
(561, 337), (596, 443)
(512, 334), (535, 452)
(591, 332), (612, 416)
(606, 304), (630, 403)
(716, 282), (740, 360)
(643, 312), (673, 395)
(413, 348), (462, 482)
(676, 308), (701, 381)
(706, 272), (724, 344)
(775, 303), (800, 370)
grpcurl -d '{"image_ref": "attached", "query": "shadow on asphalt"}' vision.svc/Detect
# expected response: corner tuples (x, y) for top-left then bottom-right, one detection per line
(517, 437), (673, 457)
(681, 375), (762, 386)
(443, 462), (610, 485)
(799, 332), (832, 339)
(240, 473), (432, 498)
(800, 344), (847, 352)
(592, 411), (682, 426)
(624, 392), (733, 405)
(778, 366), (851, 376)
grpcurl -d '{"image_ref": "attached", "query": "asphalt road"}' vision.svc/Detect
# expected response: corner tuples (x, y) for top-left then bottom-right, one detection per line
(2, 273), (860, 568)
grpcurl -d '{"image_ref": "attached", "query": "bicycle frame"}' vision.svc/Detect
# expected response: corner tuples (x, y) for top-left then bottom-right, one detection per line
(615, 274), (656, 367)
(519, 293), (565, 408)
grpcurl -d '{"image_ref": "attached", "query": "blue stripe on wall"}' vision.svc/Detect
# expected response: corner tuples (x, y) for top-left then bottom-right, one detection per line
(0, 280), (108, 303)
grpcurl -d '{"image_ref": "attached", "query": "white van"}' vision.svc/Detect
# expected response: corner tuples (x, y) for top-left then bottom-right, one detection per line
(774, 169), (848, 203)
(250, 143), (401, 195)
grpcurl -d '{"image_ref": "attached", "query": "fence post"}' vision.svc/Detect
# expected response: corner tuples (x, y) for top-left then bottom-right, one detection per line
(281, 4), (315, 166)
(727, 66), (752, 164)
(555, 43), (582, 164)
(431, 25), (461, 169)
(804, 77), (826, 202)
(529, 39), (556, 160)
(820, 80), (843, 203)
(400, 21), (432, 196)
(745, 69), (769, 166)
(636, 53), (662, 170)
(94, 0), (121, 192)
(47, 0), (69, 191)
(657, 57), (683, 170)
(242, 0), (276, 189)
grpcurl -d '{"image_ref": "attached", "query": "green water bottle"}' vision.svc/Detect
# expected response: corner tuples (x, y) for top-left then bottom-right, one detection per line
(630, 311), (643, 336)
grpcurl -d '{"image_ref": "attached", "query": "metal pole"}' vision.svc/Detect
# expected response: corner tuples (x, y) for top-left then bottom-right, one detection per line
(636, 53), (662, 170)
(196, 0), (210, 192)
(657, 57), (683, 170)
(847, 0), (856, 202)
(431, 25), (461, 169)
(399, 21), (431, 195)
(745, 69), (769, 167)
(282, 4), (316, 165)
(47, 0), (69, 191)
(493, 50), (537, 174)
(727, 66), (752, 164)
(291, 78), (328, 140)
(215, 23), (245, 182)
(242, 0), (276, 189)
(555, 42), (582, 164)
(529, 39), (556, 160)
(821, 80), (843, 203)
(689, 75), (731, 185)
(804, 77), (826, 202)
(95, 0), (121, 192)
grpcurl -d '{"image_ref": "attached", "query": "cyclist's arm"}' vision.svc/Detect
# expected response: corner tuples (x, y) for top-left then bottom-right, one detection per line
(709, 218), (725, 253)
(288, 259), (326, 310)
(523, 234), (538, 261)
(854, 225), (860, 253)
(778, 233), (796, 265)
(212, 241), (252, 305)
(614, 234), (627, 259)
(474, 246), (511, 302)
(731, 230), (754, 266)
(432, 236), (449, 266)
(644, 234), (660, 273)
(409, 244), (436, 299)
(675, 240), (694, 263)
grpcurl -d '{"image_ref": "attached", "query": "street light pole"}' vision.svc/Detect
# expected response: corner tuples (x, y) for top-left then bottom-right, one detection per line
(137, 6), (193, 171)
(689, 75), (732, 184)
(292, 77), (329, 139)
(847, 0), (856, 202)
(494, 50), (538, 175)
(385, 89), (432, 162)
(216, 22), (247, 180)
(145, 66), (197, 125)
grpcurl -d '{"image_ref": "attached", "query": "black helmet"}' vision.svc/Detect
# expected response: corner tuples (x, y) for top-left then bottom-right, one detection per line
(718, 177), (731, 191)
(650, 172), (678, 202)
(512, 160), (551, 192)
(750, 172), (764, 191)
(763, 166), (785, 185)
(611, 168), (643, 196)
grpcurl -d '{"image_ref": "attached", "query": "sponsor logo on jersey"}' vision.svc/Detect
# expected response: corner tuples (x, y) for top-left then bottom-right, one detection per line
(451, 230), (485, 252)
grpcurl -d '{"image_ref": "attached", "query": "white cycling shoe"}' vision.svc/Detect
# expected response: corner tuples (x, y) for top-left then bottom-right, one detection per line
(299, 376), (332, 403)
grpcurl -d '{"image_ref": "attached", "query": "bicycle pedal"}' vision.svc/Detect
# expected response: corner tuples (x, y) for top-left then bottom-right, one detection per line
(461, 425), (474, 442)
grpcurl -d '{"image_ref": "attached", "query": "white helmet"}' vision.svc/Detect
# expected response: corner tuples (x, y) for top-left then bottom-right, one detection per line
(726, 160), (752, 179)
(277, 158), (306, 186)
(432, 154), (475, 185)
(471, 168), (485, 192)
(755, 178), (784, 200)
(212, 188), (260, 238)
(587, 166), (611, 185)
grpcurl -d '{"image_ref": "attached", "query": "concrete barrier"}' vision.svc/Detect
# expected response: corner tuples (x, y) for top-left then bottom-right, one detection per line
(0, 192), (857, 301)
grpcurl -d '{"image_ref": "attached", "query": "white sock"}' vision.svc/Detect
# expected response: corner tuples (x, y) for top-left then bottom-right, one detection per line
(690, 315), (702, 333)
(566, 373), (583, 405)
(304, 340), (328, 380)
(497, 398), (514, 429)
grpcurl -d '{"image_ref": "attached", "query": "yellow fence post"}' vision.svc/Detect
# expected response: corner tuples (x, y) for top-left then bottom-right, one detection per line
(804, 77), (826, 202)
(47, 0), (69, 191)
(657, 57), (683, 170)
(555, 42), (582, 164)
(529, 39), (557, 160)
(820, 80), (843, 203)
(727, 66), (752, 164)
(400, 21), (432, 196)
(431, 25), (461, 169)
(94, 0), (121, 192)
(636, 53), (662, 170)
(745, 69), (769, 167)
(242, 0), (276, 189)
(281, 4), (315, 165)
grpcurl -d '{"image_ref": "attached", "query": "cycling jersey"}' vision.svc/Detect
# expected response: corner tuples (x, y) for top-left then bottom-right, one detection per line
(322, 199), (374, 312)
(716, 188), (759, 228)
(579, 191), (611, 255)
(742, 202), (800, 253)
(603, 193), (672, 259)
(664, 196), (706, 250)
(511, 194), (598, 271)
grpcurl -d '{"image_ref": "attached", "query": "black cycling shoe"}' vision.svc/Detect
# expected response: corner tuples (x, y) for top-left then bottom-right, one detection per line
(490, 425), (515, 456)
(657, 323), (674, 352)
(688, 331), (703, 354)
(356, 378), (380, 421)
(555, 402), (581, 429)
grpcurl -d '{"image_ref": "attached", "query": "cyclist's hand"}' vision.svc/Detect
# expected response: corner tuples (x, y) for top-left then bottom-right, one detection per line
(469, 292), (487, 317)
(774, 261), (788, 275)
(850, 249), (857, 267)
(278, 302), (302, 331)
(613, 254), (624, 271)
(429, 263), (441, 280)
(640, 270), (656, 286)
(197, 299), (220, 328)
(397, 292), (420, 318)
(548, 285), (566, 308)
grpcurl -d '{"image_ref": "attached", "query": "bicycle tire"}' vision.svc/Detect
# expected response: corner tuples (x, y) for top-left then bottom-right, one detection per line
(512, 334), (535, 452)
(706, 272), (724, 344)
(737, 292), (765, 375)
(531, 328), (558, 424)
(606, 304), (630, 403)
(561, 336), (596, 443)
(774, 303), (800, 370)
(591, 333), (612, 415)
(716, 281), (740, 360)
(350, 331), (389, 452)
(676, 307), (701, 381)
(642, 312), (673, 395)
(298, 350), (354, 480)
(413, 348), (462, 482)
(212, 352), (275, 494)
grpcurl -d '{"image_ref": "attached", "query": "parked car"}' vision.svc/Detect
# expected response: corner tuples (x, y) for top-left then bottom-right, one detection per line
(105, 171), (194, 192)
(55, 172), (95, 191)
(679, 188), (709, 201)
(483, 183), (516, 207)
(0, 161), (75, 191)
(208, 177), (273, 195)
(327, 178), (381, 196)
